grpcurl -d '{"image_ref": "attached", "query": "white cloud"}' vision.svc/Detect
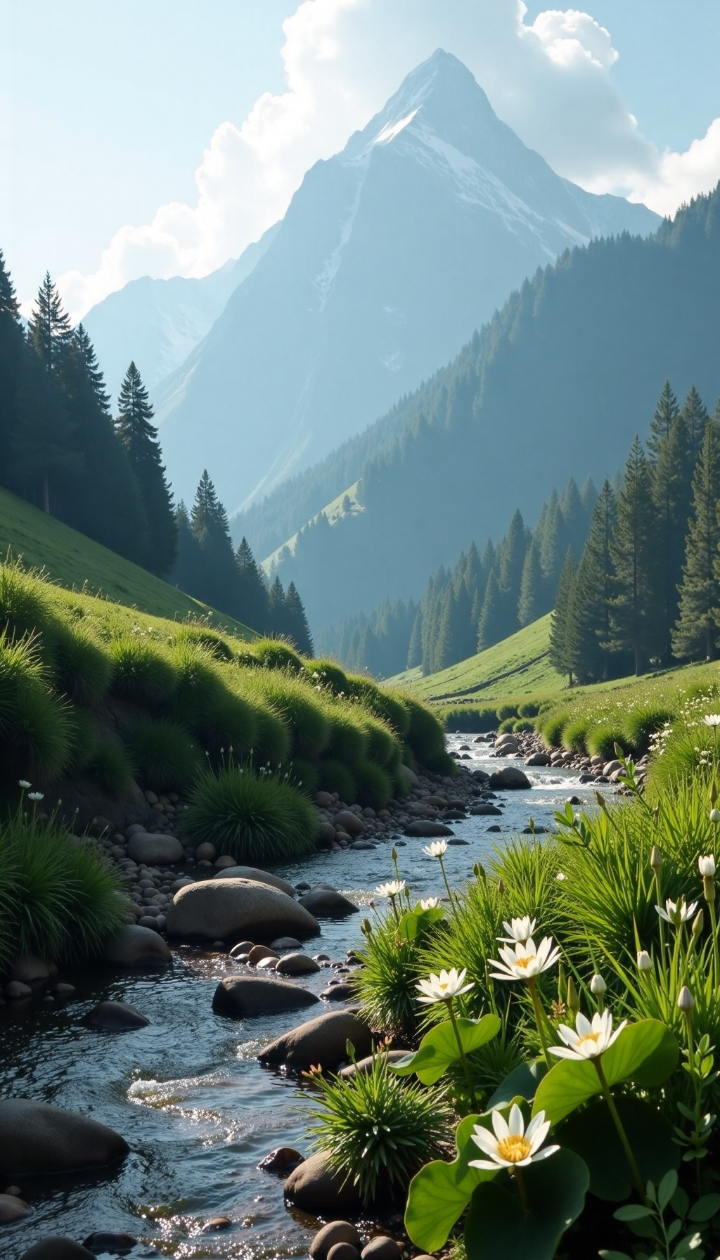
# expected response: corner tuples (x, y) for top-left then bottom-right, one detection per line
(58, 0), (720, 320)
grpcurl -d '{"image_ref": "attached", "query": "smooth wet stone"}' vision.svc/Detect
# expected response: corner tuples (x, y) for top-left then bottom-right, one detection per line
(127, 833), (183, 864)
(258, 1147), (304, 1173)
(488, 767), (531, 790)
(333, 811), (365, 835)
(167, 879), (319, 942)
(271, 936), (301, 949)
(284, 1152), (362, 1212)
(470, 803), (502, 815)
(403, 821), (453, 837)
(310, 1222), (362, 1259)
(339, 1050), (411, 1079)
(0, 1099), (128, 1176)
(447, 837), (469, 845)
(327, 1244), (360, 1260)
(213, 975), (319, 1017)
(54, 983), (75, 996)
(201, 1218), (232, 1232)
(19, 1240), (95, 1260)
(258, 1009), (372, 1069)
(276, 952), (321, 976)
(298, 890), (359, 918)
(212, 866), (297, 897)
(10, 955), (57, 983)
(321, 983), (354, 1001)
(231, 941), (255, 956)
(83, 1001), (150, 1031)
(102, 925), (172, 967)
(248, 945), (279, 965)
(5, 981), (32, 999)
(361, 1239), (403, 1260)
(82, 1232), (137, 1252)
(256, 956), (278, 970)
(0, 1192), (31, 1221)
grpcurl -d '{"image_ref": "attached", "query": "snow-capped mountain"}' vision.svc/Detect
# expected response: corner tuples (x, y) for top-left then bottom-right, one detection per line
(154, 50), (660, 512)
(82, 225), (278, 404)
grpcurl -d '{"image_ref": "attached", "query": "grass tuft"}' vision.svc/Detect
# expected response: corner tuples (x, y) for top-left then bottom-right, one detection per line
(127, 718), (202, 793)
(109, 635), (177, 708)
(182, 765), (318, 863)
(53, 623), (112, 706)
(354, 761), (392, 809)
(87, 738), (135, 796)
(317, 758), (356, 804)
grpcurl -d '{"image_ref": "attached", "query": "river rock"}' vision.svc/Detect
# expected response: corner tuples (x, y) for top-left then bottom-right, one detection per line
(361, 1239), (402, 1260)
(470, 803), (502, 815)
(315, 791), (335, 807)
(214, 855), (237, 868)
(403, 820), (453, 837)
(398, 765), (419, 787)
(213, 866), (297, 898)
(318, 822), (336, 846)
(311, 1222), (363, 1259)
(166, 878), (320, 941)
(195, 842), (216, 861)
(495, 736), (519, 751)
(258, 1009), (373, 1069)
(298, 890), (358, 918)
(328, 1245), (360, 1260)
(248, 945), (279, 964)
(334, 811), (365, 835)
(339, 1050), (411, 1079)
(272, 936), (301, 949)
(102, 925), (172, 966)
(258, 1146), (304, 1173)
(321, 983), (354, 1001)
(213, 976), (319, 1017)
(127, 833), (183, 864)
(19, 1241), (95, 1260)
(488, 767), (531, 790)
(276, 952), (321, 976)
(10, 955), (57, 983)
(6, 981), (32, 999)
(0, 1099), (128, 1176)
(525, 751), (551, 766)
(82, 1234), (137, 1253)
(83, 1000), (150, 1030)
(0, 1192), (30, 1221)
(603, 759), (623, 776)
(284, 1152), (362, 1212)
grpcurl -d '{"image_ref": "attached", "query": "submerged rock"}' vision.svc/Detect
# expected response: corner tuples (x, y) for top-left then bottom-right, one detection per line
(284, 1151), (362, 1212)
(0, 1099), (128, 1176)
(83, 1000), (150, 1030)
(213, 975), (320, 1017)
(166, 878), (320, 941)
(258, 1009), (373, 1069)
(0, 1192), (31, 1221)
(403, 820), (453, 837)
(488, 767), (531, 790)
(102, 925), (172, 967)
(298, 890), (359, 918)
(19, 1241), (95, 1260)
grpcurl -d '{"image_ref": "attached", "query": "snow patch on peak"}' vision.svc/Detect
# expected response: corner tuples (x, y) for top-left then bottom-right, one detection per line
(374, 110), (418, 147)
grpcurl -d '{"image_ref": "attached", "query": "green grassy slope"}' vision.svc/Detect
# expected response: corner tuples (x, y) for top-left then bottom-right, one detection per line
(0, 488), (256, 639)
(390, 614), (564, 702)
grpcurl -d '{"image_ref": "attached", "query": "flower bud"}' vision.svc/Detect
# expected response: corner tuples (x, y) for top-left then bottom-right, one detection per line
(567, 976), (580, 1014)
(360, 918), (372, 937)
(710, 809), (720, 823)
(391, 847), (398, 862)
(637, 950), (653, 973)
(594, 790), (608, 813)
(590, 974), (607, 995)
(678, 985), (695, 1012)
(692, 908), (704, 939)
(699, 854), (716, 877)
(473, 862), (486, 883)
(497, 879), (505, 895)
(650, 845), (663, 871)
(711, 781), (718, 807)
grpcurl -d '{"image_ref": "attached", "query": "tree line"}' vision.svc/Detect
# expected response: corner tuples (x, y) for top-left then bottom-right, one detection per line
(0, 251), (312, 649)
(551, 381), (720, 681)
(319, 476), (597, 677)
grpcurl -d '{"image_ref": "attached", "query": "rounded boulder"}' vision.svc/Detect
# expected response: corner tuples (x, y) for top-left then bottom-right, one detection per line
(488, 767), (531, 790)
(0, 1192), (31, 1221)
(333, 810), (365, 835)
(298, 890), (358, 918)
(403, 820), (454, 837)
(276, 952), (321, 976)
(101, 925), (172, 967)
(127, 833), (183, 864)
(362, 1240), (402, 1260)
(212, 866), (297, 898)
(213, 975), (320, 1017)
(82, 1000), (150, 1030)
(19, 1241), (95, 1260)
(166, 878), (320, 941)
(258, 1009), (373, 1069)
(284, 1151), (362, 1212)
(310, 1222), (362, 1259)
(0, 1099), (128, 1176)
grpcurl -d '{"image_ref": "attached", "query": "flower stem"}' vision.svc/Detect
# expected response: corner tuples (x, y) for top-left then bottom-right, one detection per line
(527, 976), (552, 1068)
(514, 1165), (530, 1211)
(389, 896), (400, 924)
(438, 855), (458, 912)
(709, 900), (720, 993)
(446, 998), (478, 1111)
(682, 1008), (703, 1195)
(654, 869), (666, 959)
(593, 1058), (645, 1199)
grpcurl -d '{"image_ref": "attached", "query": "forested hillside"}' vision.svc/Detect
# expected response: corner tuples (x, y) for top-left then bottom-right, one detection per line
(254, 185), (720, 631)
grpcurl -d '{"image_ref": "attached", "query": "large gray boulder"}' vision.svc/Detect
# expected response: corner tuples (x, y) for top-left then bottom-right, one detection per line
(258, 1009), (373, 1069)
(488, 767), (532, 790)
(83, 1000), (150, 1030)
(102, 925), (172, 966)
(404, 820), (454, 837)
(276, 952), (321, 976)
(19, 1241), (95, 1260)
(212, 866), (297, 898)
(213, 976), (319, 1017)
(167, 878), (319, 941)
(0, 1192), (31, 1221)
(127, 833), (183, 864)
(0, 1099), (128, 1176)
(284, 1151), (362, 1212)
(298, 890), (358, 918)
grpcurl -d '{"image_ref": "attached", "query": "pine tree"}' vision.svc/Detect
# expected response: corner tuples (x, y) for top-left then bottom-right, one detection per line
(652, 414), (694, 663)
(435, 587), (462, 670)
(549, 547), (577, 683)
(559, 478), (585, 556)
(0, 251), (25, 485)
(116, 362), (177, 576)
(673, 421), (720, 660)
(647, 379), (680, 462)
(72, 324), (112, 414)
(27, 273), (73, 372)
(407, 607), (423, 669)
(608, 436), (661, 674)
(268, 574), (287, 636)
(235, 536), (270, 631)
(681, 385), (709, 462)
(171, 501), (204, 596)
(518, 538), (544, 626)
(567, 480), (616, 682)
(477, 570), (506, 651)
(284, 581), (313, 655)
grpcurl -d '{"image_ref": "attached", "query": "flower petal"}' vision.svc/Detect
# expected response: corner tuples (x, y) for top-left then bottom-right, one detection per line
(468, 1158), (502, 1171)
(530, 1144), (560, 1162)
(507, 1103), (524, 1137)
(471, 1127), (499, 1156)
(491, 1109), (510, 1141)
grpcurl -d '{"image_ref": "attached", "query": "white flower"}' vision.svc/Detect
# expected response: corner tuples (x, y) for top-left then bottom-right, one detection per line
(18, 780), (31, 789)
(678, 985), (695, 1012)
(489, 936), (560, 982)
(710, 809), (720, 824)
(468, 1104), (559, 1171)
(416, 967), (474, 1005)
(699, 855), (716, 877)
(419, 897), (441, 910)
(375, 881), (406, 899)
(499, 916), (537, 943)
(590, 974), (607, 995)
(28, 791), (44, 802)
(550, 1009), (627, 1061)
(556, 872), (567, 881)
(656, 897), (698, 926)
(637, 950), (653, 972)
(703, 715), (720, 727)
(423, 840), (448, 858)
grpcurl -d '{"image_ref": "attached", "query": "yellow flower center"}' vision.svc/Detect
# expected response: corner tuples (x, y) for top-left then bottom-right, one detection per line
(514, 955), (535, 969)
(496, 1135), (532, 1163)
(439, 983), (448, 992)
(576, 1031), (601, 1049)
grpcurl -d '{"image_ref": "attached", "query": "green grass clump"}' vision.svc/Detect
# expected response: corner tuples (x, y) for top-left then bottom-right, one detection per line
(286, 758), (320, 794)
(518, 701), (540, 717)
(348, 679), (411, 739)
(128, 718), (201, 793)
(496, 703), (518, 721)
(354, 761), (392, 809)
(170, 642), (224, 729)
(317, 758), (356, 804)
(562, 717), (591, 754)
(512, 719), (534, 733)
(2, 665), (73, 782)
(0, 558), (58, 653)
(586, 723), (626, 760)
(424, 749), (457, 777)
(541, 711), (569, 747)
(65, 706), (97, 771)
(497, 717), (516, 733)
(404, 696), (445, 764)
(325, 709), (368, 766)
(363, 713), (398, 768)
(306, 659), (350, 695)
(249, 638), (304, 672)
(182, 766), (318, 863)
(355, 912), (426, 1038)
(248, 702), (291, 768)
(249, 673), (330, 759)
(87, 738), (134, 796)
(109, 635), (177, 708)
(623, 705), (674, 756)
(173, 624), (235, 661)
(308, 1051), (450, 1205)
(53, 623), (112, 706)
(443, 705), (498, 733)
(195, 690), (258, 763)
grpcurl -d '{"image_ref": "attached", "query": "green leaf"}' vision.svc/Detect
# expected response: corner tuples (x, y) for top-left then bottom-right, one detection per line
(533, 1021), (679, 1125)
(671, 1186), (690, 1218)
(464, 1148), (589, 1260)
(404, 1113), (496, 1250)
(659, 1171), (679, 1211)
(615, 1206), (655, 1221)
(486, 1059), (547, 1109)
(393, 1014), (500, 1085)
(688, 1193), (720, 1222)
(559, 1098), (680, 1201)
(397, 905), (445, 942)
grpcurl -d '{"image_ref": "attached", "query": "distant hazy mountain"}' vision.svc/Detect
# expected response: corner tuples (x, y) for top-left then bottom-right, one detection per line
(262, 186), (720, 632)
(81, 225), (278, 403)
(154, 49), (659, 512)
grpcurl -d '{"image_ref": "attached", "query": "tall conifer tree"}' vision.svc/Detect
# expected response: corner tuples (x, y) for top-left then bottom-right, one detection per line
(608, 436), (661, 674)
(284, 581), (313, 655)
(673, 421), (720, 661)
(567, 480), (616, 682)
(116, 362), (177, 576)
(681, 385), (709, 462)
(235, 536), (270, 630)
(477, 570), (506, 651)
(647, 379), (680, 462)
(651, 414), (694, 663)
(518, 538), (544, 626)
(549, 547), (577, 684)
(27, 273), (73, 372)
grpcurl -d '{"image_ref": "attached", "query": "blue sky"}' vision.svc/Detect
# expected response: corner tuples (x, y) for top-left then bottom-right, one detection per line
(2, 0), (719, 315)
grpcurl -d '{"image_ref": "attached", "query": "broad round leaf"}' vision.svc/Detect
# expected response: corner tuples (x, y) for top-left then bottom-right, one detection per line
(464, 1148), (589, 1260)
(397, 905), (445, 941)
(533, 1020), (678, 1125)
(486, 1060), (547, 1110)
(394, 1014), (500, 1085)
(558, 1098), (680, 1201)
(404, 1113), (495, 1250)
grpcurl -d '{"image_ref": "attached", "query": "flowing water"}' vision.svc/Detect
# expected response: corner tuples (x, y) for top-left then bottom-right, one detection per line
(0, 738), (608, 1259)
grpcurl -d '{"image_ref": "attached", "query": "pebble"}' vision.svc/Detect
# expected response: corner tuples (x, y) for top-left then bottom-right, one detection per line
(201, 1217), (232, 1232)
